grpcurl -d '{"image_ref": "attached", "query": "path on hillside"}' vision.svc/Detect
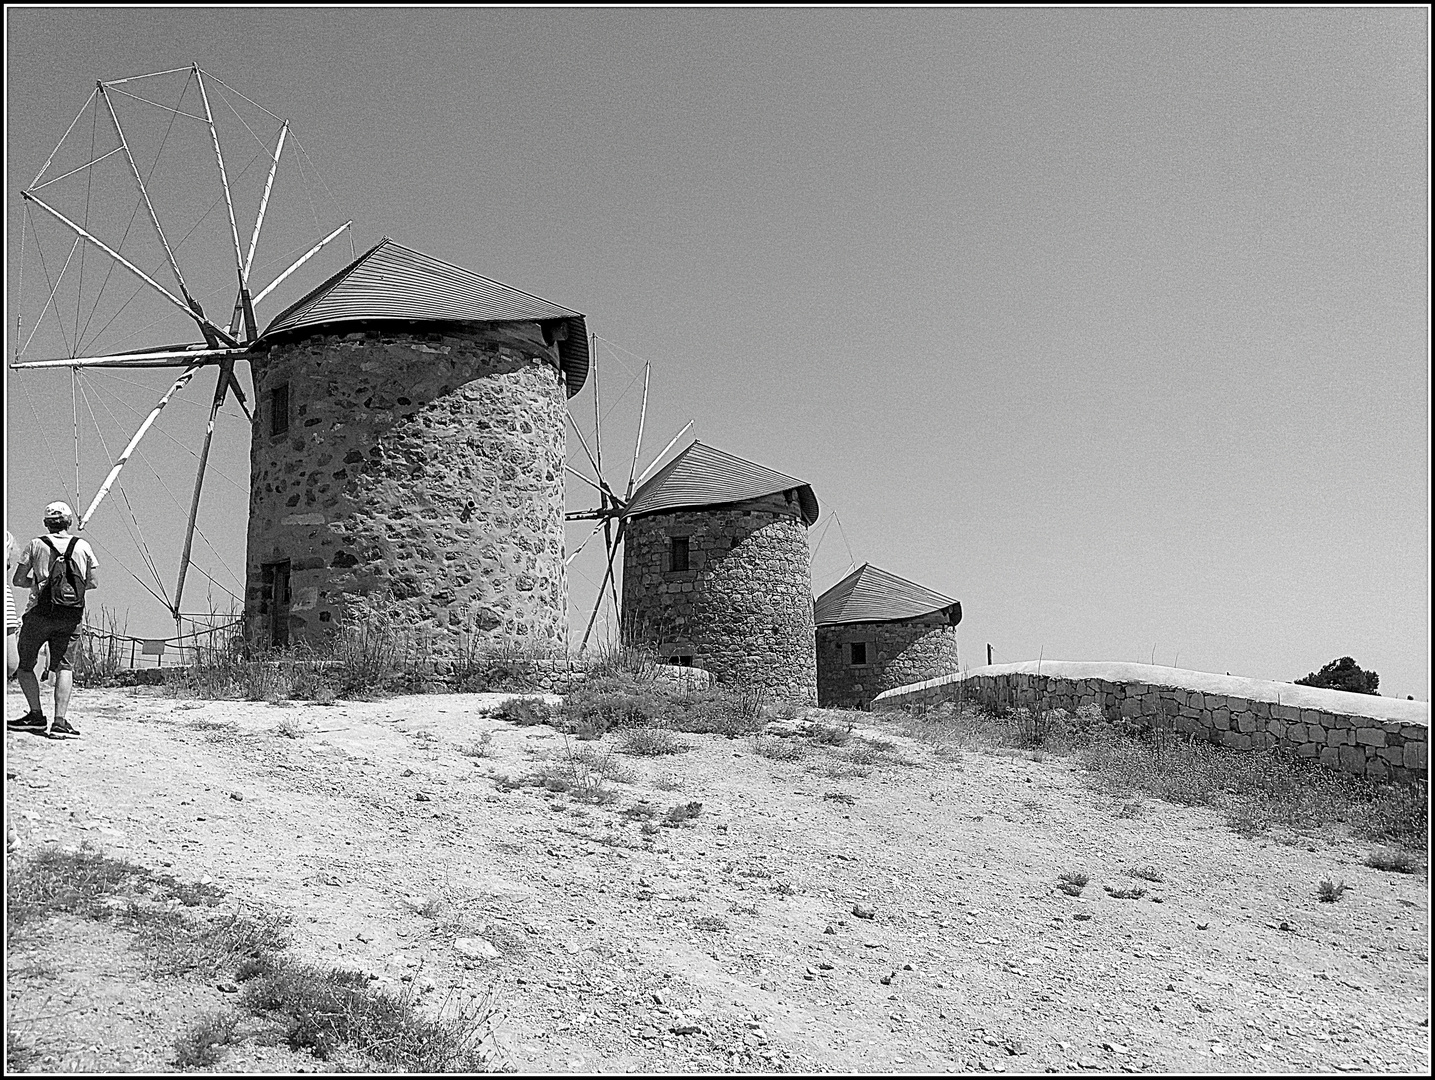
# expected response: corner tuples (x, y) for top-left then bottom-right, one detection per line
(5, 685), (1429, 1073)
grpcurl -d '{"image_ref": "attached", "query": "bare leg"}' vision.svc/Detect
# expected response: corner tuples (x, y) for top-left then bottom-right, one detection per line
(5, 630), (17, 679)
(16, 668), (42, 715)
(54, 669), (74, 720)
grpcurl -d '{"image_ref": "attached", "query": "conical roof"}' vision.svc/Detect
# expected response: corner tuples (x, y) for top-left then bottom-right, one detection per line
(259, 238), (589, 396)
(814, 563), (961, 626)
(621, 441), (818, 526)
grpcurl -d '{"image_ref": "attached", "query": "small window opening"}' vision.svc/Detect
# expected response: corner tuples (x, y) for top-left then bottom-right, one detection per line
(270, 383), (290, 437)
(848, 641), (868, 666)
(669, 535), (689, 572)
(669, 655), (694, 667)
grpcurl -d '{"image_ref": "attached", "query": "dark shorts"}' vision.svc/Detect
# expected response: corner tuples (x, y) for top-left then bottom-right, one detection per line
(17, 610), (83, 672)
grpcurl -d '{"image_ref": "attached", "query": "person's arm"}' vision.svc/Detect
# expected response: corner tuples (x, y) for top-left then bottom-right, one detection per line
(12, 544), (33, 588)
(83, 544), (100, 590)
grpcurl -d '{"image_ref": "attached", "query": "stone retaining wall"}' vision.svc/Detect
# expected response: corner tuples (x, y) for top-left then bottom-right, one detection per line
(873, 661), (1429, 786)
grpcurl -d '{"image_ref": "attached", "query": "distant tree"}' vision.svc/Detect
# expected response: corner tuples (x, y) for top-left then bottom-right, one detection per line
(1295, 657), (1380, 696)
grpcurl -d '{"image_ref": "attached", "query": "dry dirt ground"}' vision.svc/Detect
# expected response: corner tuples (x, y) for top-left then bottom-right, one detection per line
(4, 683), (1430, 1074)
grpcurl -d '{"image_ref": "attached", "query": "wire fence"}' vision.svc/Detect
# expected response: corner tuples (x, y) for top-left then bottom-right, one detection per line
(70, 610), (242, 677)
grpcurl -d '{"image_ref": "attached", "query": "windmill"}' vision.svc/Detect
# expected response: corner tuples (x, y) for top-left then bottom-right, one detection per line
(10, 64), (353, 639)
(562, 344), (693, 653)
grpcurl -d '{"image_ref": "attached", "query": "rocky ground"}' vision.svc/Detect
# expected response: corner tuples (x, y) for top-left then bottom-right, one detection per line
(4, 683), (1430, 1073)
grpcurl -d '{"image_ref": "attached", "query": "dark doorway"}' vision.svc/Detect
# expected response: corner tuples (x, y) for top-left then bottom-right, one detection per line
(260, 560), (292, 648)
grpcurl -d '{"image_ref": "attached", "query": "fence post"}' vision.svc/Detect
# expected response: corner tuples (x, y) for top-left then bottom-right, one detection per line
(986, 643), (993, 666)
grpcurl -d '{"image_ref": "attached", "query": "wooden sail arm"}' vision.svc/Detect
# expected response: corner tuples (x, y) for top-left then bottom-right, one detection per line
(193, 66), (248, 291)
(250, 220), (352, 307)
(79, 364), (203, 531)
(19, 190), (240, 348)
(98, 82), (206, 326)
(174, 358), (234, 613)
(10, 346), (247, 370)
(625, 362), (651, 500)
(244, 122), (288, 282)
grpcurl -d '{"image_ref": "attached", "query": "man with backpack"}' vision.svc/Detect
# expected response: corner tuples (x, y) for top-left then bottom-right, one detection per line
(9, 502), (99, 739)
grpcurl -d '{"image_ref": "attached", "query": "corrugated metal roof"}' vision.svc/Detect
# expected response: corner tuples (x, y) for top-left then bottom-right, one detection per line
(814, 563), (961, 626)
(258, 238), (589, 396)
(621, 441), (819, 526)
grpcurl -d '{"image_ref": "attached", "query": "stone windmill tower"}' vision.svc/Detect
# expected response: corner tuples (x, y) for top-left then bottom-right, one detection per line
(618, 441), (819, 703)
(244, 238), (588, 653)
(814, 563), (962, 708)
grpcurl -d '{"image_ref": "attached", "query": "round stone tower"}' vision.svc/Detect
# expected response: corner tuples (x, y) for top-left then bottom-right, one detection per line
(619, 442), (818, 704)
(814, 563), (961, 709)
(243, 239), (587, 656)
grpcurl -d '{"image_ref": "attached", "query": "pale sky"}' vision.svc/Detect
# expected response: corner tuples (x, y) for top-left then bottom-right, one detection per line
(5, 8), (1429, 698)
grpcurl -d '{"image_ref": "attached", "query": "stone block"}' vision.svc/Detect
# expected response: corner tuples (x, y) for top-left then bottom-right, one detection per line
(1268, 719), (1287, 740)
(1253, 701), (1271, 718)
(1378, 746), (1404, 765)
(1297, 741), (1318, 758)
(1173, 689), (1189, 707)
(1404, 742), (1427, 770)
(1338, 745), (1365, 773)
(1234, 712), (1256, 733)
(1299, 708), (1323, 726)
(1318, 745), (1341, 768)
(1220, 729), (1242, 748)
(1355, 727), (1386, 748)
(1272, 703), (1300, 721)
(1381, 721), (1407, 736)
(1213, 711), (1231, 731)
(1365, 757), (1389, 781)
(1175, 716), (1196, 735)
(1286, 724), (1306, 744)
(1189, 692), (1205, 710)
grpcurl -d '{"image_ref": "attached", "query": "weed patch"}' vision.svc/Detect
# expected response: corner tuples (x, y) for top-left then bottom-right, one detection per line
(802, 721), (853, 746)
(240, 959), (501, 1069)
(459, 732), (495, 758)
(620, 727), (686, 756)
(1103, 884), (1147, 900)
(1317, 879), (1349, 903)
(753, 734), (804, 762)
(172, 1011), (240, 1068)
(662, 801), (704, 828)
(1080, 732), (1427, 850)
(493, 697), (554, 727)
(1366, 847), (1421, 874)
(1057, 870), (1088, 897)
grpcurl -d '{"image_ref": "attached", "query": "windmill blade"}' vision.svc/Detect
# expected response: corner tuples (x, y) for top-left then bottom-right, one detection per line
(174, 358), (235, 614)
(578, 532), (622, 654)
(605, 517), (625, 627)
(565, 520), (606, 566)
(634, 420), (694, 488)
(624, 363), (651, 500)
(79, 363), (203, 530)
(565, 411), (624, 504)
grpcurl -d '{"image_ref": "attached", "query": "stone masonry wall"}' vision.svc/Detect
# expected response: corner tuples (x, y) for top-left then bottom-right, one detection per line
(816, 618), (958, 709)
(245, 322), (567, 655)
(621, 493), (817, 704)
(873, 662), (1429, 786)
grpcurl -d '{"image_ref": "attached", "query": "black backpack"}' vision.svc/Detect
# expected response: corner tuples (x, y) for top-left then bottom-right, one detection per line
(39, 536), (86, 614)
